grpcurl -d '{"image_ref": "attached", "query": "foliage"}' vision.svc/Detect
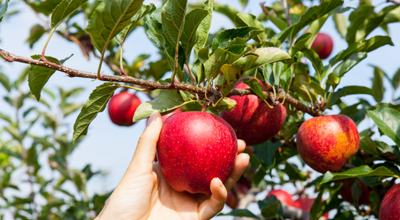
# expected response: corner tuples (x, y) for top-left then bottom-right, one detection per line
(1, 0), (400, 219)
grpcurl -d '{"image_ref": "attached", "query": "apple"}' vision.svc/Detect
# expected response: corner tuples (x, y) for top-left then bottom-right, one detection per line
(108, 91), (141, 126)
(267, 190), (297, 207)
(294, 197), (329, 217)
(296, 114), (360, 173)
(220, 77), (287, 146)
(226, 177), (251, 209)
(146, 108), (182, 125)
(310, 33), (334, 59)
(157, 111), (238, 195)
(339, 180), (371, 205)
(245, 146), (254, 156)
(380, 184), (400, 220)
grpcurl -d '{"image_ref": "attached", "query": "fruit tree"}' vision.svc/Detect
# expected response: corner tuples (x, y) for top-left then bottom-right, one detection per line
(1, 0), (400, 219)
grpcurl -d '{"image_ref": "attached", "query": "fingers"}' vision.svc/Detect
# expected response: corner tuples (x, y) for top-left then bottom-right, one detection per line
(237, 139), (246, 153)
(198, 178), (227, 220)
(224, 153), (250, 191)
(130, 111), (162, 172)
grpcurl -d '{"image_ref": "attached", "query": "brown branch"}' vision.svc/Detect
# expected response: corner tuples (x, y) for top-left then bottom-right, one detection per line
(0, 48), (323, 116)
(387, 0), (400, 5)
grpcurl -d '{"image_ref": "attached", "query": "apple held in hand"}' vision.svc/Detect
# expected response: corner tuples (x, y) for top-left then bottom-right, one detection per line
(108, 91), (141, 126)
(220, 77), (287, 146)
(157, 111), (238, 195)
(380, 184), (400, 220)
(311, 33), (334, 59)
(296, 115), (359, 173)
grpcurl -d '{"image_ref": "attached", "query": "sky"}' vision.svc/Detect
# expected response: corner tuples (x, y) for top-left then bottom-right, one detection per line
(0, 0), (399, 219)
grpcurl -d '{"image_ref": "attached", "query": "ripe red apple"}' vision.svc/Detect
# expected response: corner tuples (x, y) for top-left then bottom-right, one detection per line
(380, 184), (400, 220)
(294, 197), (329, 217)
(226, 190), (238, 209)
(157, 111), (238, 195)
(220, 77), (287, 146)
(146, 108), (182, 125)
(226, 177), (251, 209)
(296, 115), (359, 173)
(311, 33), (334, 59)
(339, 180), (371, 205)
(267, 190), (297, 207)
(108, 91), (141, 126)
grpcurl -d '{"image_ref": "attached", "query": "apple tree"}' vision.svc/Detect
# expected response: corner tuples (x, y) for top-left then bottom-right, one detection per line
(1, 0), (400, 219)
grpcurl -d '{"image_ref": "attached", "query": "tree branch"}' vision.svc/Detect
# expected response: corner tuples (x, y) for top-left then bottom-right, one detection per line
(387, 0), (400, 5)
(0, 48), (323, 116)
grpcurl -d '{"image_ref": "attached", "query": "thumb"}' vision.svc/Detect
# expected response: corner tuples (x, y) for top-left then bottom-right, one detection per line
(129, 111), (162, 172)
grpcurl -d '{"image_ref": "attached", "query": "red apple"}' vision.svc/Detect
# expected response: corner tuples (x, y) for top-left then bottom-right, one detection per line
(220, 77), (287, 146)
(267, 190), (297, 207)
(339, 180), (371, 205)
(380, 184), (400, 220)
(245, 146), (254, 156)
(311, 33), (334, 59)
(294, 197), (329, 217)
(226, 177), (251, 209)
(296, 115), (359, 173)
(146, 108), (182, 125)
(157, 111), (238, 195)
(226, 190), (238, 209)
(108, 91), (141, 126)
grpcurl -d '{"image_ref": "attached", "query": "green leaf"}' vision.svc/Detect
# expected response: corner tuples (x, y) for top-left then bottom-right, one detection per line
(0, 71), (11, 92)
(215, 64), (241, 96)
(50, 0), (88, 29)
(253, 141), (281, 173)
(0, 0), (9, 22)
(273, 62), (287, 87)
(181, 8), (208, 61)
(207, 97), (236, 113)
(285, 163), (308, 181)
(242, 78), (266, 100)
(259, 195), (283, 219)
(117, 4), (156, 44)
(371, 65), (385, 102)
(239, 0), (249, 9)
(329, 86), (375, 106)
(333, 12), (347, 38)
(368, 107), (400, 147)
(25, 24), (48, 49)
(161, 0), (187, 49)
(320, 165), (399, 184)
(132, 90), (196, 122)
(218, 209), (260, 219)
(392, 68), (400, 90)
(302, 48), (323, 79)
(333, 52), (367, 78)
(248, 47), (291, 70)
(211, 27), (257, 53)
(346, 6), (374, 44)
(234, 12), (266, 42)
(86, 0), (144, 52)
(204, 48), (241, 80)
(214, 2), (238, 23)
(73, 83), (119, 143)
(376, 141), (400, 161)
(359, 135), (379, 155)
(193, 0), (213, 56)
(28, 55), (61, 101)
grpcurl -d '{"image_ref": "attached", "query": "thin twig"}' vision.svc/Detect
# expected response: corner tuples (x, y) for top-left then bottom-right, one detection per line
(387, 0), (400, 5)
(0, 48), (323, 116)
(282, 0), (292, 26)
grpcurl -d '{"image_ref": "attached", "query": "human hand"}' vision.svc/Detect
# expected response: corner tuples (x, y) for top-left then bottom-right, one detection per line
(95, 111), (250, 220)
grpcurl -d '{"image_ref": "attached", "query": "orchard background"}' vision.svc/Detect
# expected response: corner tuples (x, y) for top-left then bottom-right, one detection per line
(0, 0), (400, 219)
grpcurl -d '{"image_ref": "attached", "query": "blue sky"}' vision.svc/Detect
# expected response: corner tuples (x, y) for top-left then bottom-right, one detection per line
(0, 0), (399, 219)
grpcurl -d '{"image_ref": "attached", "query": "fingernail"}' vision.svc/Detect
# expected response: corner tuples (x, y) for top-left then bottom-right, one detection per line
(217, 178), (223, 187)
(147, 111), (158, 127)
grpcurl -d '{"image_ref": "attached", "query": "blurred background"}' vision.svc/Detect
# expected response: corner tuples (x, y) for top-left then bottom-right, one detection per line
(0, 0), (399, 219)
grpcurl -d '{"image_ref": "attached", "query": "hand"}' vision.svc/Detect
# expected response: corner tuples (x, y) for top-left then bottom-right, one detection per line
(95, 111), (250, 220)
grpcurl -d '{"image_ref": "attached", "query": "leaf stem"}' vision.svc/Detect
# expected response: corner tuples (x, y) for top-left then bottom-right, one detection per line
(41, 28), (57, 61)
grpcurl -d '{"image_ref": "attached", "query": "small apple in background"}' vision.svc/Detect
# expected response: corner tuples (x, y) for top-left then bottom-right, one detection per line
(379, 184), (400, 220)
(226, 177), (252, 209)
(339, 180), (371, 205)
(294, 197), (329, 218)
(157, 111), (238, 195)
(108, 91), (141, 126)
(226, 190), (239, 209)
(220, 77), (287, 146)
(146, 108), (182, 125)
(311, 33), (334, 59)
(296, 114), (359, 173)
(267, 190), (298, 208)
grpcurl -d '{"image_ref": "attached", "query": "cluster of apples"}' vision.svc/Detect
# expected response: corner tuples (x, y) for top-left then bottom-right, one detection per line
(105, 34), (400, 219)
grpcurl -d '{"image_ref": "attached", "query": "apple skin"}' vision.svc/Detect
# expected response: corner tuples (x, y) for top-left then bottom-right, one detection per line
(226, 190), (238, 209)
(294, 198), (329, 217)
(311, 33), (334, 59)
(220, 77), (287, 146)
(339, 180), (371, 205)
(296, 114), (360, 173)
(380, 184), (400, 220)
(157, 111), (238, 195)
(108, 91), (141, 126)
(146, 108), (182, 125)
(267, 190), (297, 207)
(226, 177), (251, 209)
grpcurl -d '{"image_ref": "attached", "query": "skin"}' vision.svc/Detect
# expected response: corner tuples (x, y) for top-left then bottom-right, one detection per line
(311, 33), (334, 59)
(146, 108), (182, 125)
(95, 111), (250, 220)
(157, 112), (238, 195)
(296, 115), (360, 173)
(108, 91), (141, 126)
(220, 77), (287, 146)
(379, 184), (400, 220)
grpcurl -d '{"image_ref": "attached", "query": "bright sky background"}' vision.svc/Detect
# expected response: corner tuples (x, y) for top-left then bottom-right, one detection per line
(0, 0), (399, 219)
